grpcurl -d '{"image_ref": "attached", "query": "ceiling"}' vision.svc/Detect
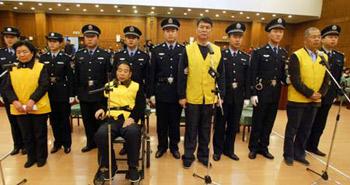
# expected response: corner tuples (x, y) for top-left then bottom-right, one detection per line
(0, 1), (320, 23)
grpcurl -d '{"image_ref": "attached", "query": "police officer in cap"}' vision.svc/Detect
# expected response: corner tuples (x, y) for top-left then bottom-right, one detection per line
(307, 25), (344, 156)
(149, 18), (184, 159)
(113, 25), (149, 155)
(74, 24), (111, 153)
(0, 26), (26, 155)
(40, 32), (74, 154)
(249, 18), (288, 160)
(212, 22), (250, 161)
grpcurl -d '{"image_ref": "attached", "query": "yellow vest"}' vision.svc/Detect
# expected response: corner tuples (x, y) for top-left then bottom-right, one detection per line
(288, 48), (327, 103)
(186, 42), (222, 104)
(105, 80), (139, 119)
(10, 61), (51, 115)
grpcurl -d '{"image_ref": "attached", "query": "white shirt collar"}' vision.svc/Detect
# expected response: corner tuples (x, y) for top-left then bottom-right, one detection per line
(229, 47), (238, 56)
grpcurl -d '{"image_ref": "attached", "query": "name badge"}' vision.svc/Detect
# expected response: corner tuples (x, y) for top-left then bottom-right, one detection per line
(159, 53), (165, 56)
(44, 61), (50, 64)
(138, 58), (144, 61)
(241, 58), (247, 61)
(120, 58), (125, 61)
(57, 62), (64, 64)
(97, 57), (104, 60)
(0, 57), (6, 60)
(263, 54), (270, 58)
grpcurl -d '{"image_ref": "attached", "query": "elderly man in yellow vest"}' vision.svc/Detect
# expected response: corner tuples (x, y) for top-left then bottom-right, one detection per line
(283, 27), (329, 166)
(177, 17), (225, 168)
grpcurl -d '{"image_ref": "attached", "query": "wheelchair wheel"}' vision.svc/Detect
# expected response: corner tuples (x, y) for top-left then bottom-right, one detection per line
(146, 136), (151, 168)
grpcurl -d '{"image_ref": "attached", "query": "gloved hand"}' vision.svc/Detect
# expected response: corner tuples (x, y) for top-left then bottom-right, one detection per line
(243, 99), (250, 107)
(75, 96), (79, 103)
(69, 97), (75, 104)
(250, 96), (259, 107)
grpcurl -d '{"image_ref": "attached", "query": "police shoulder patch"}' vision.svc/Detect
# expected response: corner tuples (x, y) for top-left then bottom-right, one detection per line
(333, 50), (344, 57)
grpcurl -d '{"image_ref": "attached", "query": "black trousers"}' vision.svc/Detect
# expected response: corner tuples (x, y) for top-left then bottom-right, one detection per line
(3, 96), (23, 149)
(156, 101), (182, 152)
(183, 104), (213, 162)
(249, 102), (278, 153)
(17, 114), (48, 163)
(80, 101), (103, 148)
(49, 101), (72, 148)
(283, 105), (318, 159)
(95, 117), (141, 171)
(307, 103), (332, 151)
(213, 102), (243, 155)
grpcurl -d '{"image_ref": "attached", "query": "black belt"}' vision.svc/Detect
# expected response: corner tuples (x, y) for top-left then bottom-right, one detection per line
(110, 106), (132, 112)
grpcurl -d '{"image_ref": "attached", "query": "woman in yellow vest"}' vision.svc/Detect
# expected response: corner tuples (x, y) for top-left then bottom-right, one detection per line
(4, 40), (51, 168)
(93, 61), (145, 183)
(283, 27), (329, 166)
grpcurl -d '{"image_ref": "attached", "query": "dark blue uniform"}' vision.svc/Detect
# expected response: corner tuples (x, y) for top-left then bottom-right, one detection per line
(249, 44), (288, 154)
(149, 42), (184, 153)
(213, 49), (250, 157)
(307, 49), (344, 152)
(39, 51), (74, 149)
(0, 47), (24, 152)
(74, 47), (111, 150)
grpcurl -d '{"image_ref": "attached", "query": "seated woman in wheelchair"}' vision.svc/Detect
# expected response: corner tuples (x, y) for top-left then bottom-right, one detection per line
(93, 61), (145, 183)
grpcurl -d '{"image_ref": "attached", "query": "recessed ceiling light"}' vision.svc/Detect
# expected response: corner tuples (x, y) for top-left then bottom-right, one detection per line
(13, 7), (18, 10)
(66, 8), (70, 11)
(57, 3), (61, 7)
(222, 10), (226, 14)
(19, 2), (23, 6)
(188, 8), (191, 12)
(132, 6), (137, 9)
(261, 17), (265, 20)
(48, 7), (53, 11)
(151, 7), (155, 10)
(95, 4), (99, 8)
(240, 12), (243, 14)
(31, 7), (35, 10)
(288, 15), (292, 18)
(76, 4), (80, 7)
(150, 11), (154, 14)
(272, 14), (276, 17)
(83, 8), (87, 12)
(215, 14), (219, 17)
(100, 9), (104, 12)
(200, 13), (203, 16)
(256, 13), (260, 16)
(38, 3), (43, 6)
(231, 15), (235, 18)
(167, 11), (171, 14)
(184, 12), (187, 15)
(169, 7), (173, 11)
(134, 10), (138, 13)
(0, 2), (4, 5)
(246, 16), (250, 19)
(205, 9), (209, 12)
(114, 5), (118, 8)
(117, 9), (121, 13)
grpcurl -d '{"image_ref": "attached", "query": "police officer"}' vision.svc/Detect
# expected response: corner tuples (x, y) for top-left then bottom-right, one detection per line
(112, 26), (149, 155)
(213, 22), (250, 161)
(149, 18), (184, 159)
(40, 32), (74, 154)
(307, 25), (344, 156)
(0, 27), (26, 155)
(249, 18), (288, 160)
(74, 24), (111, 153)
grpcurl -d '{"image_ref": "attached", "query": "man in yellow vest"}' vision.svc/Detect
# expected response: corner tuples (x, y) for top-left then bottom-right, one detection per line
(177, 17), (225, 168)
(283, 27), (329, 166)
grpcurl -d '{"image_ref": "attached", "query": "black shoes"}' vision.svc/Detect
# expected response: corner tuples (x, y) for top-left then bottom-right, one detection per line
(224, 153), (240, 161)
(155, 150), (166, 158)
(259, 151), (274, 160)
(10, 147), (21, 155)
(128, 167), (140, 182)
(81, 146), (96, 153)
(198, 159), (211, 168)
(307, 149), (326, 157)
(284, 157), (294, 166)
(50, 146), (61, 154)
(171, 150), (181, 159)
(24, 160), (36, 168)
(64, 147), (71, 154)
(21, 148), (27, 155)
(213, 154), (221, 161)
(248, 151), (257, 159)
(37, 160), (46, 167)
(295, 158), (310, 166)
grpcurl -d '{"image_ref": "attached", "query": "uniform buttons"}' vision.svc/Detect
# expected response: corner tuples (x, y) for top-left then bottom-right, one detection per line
(89, 62), (91, 64)
(170, 66), (173, 69)
(170, 58), (173, 61)
(233, 71), (236, 74)
(88, 69), (91, 71)
(233, 63), (236, 66)
(51, 83), (54, 85)
(51, 73), (54, 75)
(88, 77), (91, 79)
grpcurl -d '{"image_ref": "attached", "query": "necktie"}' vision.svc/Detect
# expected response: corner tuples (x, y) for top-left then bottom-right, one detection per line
(130, 52), (134, 57)
(89, 50), (94, 56)
(9, 49), (14, 56)
(169, 45), (173, 50)
(273, 47), (278, 55)
(233, 52), (237, 57)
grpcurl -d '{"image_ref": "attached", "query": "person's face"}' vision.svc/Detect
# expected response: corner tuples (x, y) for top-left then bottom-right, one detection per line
(322, 35), (339, 49)
(268, 29), (284, 44)
(16, 45), (34, 63)
(229, 34), (243, 49)
(47, 40), (61, 52)
(4, 35), (18, 48)
(196, 22), (212, 41)
(305, 29), (321, 51)
(116, 63), (132, 82)
(84, 34), (99, 48)
(125, 35), (139, 49)
(163, 28), (178, 43)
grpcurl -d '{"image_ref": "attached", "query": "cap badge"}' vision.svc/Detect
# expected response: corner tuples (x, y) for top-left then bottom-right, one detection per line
(332, 25), (337, 30)
(7, 28), (12, 32)
(169, 18), (173, 24)
(236, 23), (241, 29)
(277, 18), (282, 23)
(130, 26), (134, 32)
(88, 25), (93, 30)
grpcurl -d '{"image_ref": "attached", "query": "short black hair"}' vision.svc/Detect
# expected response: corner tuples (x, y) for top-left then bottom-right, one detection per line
(117, 61), (133, 72)
(197, 17), (213, 27)
(13, 40), (37, 55)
